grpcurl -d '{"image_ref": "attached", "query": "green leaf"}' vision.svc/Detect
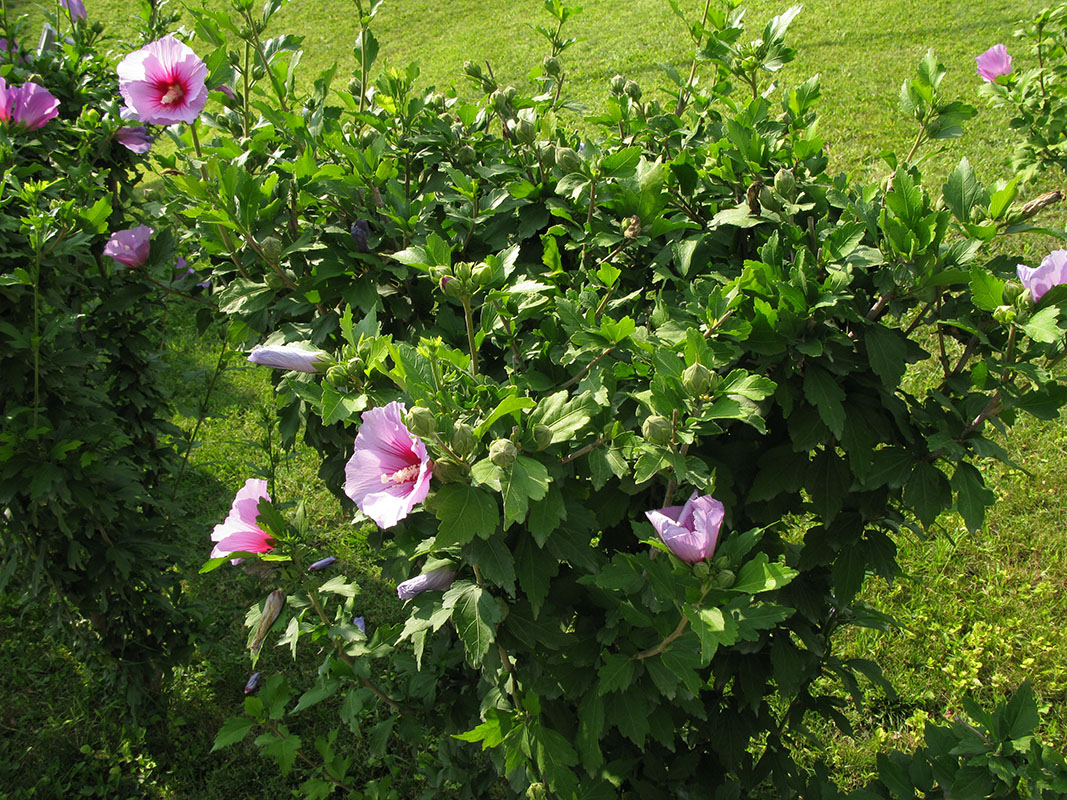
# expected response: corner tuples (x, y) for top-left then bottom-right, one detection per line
(211, 716), (255, 751)
(988, 178), (1019, 221)
(528, 391), (596, 444)
(1002, 681), (1040, 740)
(317, 575), (358, 597)
(905, 461), (951, 527)
(320, 385), (368, 425)
(443, 581), (502, 665)
(434, 484), (499, 547)
(597, 651), (635, 694)
(291, 679), (341, 714)
(733, 553), (799, 594)
(476, 395), (537, 437)
(803, 365), (845, 438)
(528, 485), (567, 545)
(254, 726), (301, 775)
(969, 270), (1004, 312)
(1021, 306), (1061, 343)
(821, 221), (867, 263)
(943, 158), (988, 224)
(501, 456), (551, 526)
(685, 605), (737, 662)
(600, 146), (641, 177)
(515, 533), (558, 618)
(865, 325), (908, 386)
(465, 536), (516, 594)
(951, 462), (994, 533)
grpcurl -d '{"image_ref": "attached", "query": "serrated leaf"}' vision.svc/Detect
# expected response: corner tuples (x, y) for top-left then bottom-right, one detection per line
(501, 456), (551, 526)
(865, 325), (908, 386)
(951, 462), (995, 533)
(1021, 306), (1061, 343)
(943, 158), (988, 224)
(291, 679), (340, 714)
(434, 484), (499, 547)
(600, 146), (641, 177)
(597, 652), (635, 694)
(476, 395), (537, 437)
(212, 716), (255, 751)
(528, 391), (596, 443)
(733, 553), (799, 594)
(969, 270), (1004, 312)
(443, 581), (502, 665)
(803, 365), (845, 438)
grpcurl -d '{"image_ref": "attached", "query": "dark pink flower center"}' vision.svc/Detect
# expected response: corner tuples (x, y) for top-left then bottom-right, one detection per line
(381, 464), (419, 486)
(159, 81), (185, 106)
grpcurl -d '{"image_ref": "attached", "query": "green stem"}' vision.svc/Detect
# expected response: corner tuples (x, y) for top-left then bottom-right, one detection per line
(32, 245), (41, 430)
(674, 0), (714, 116)
(461, 296), (479, 376)
(172, 339), (228, 499)
(242, 41), (251, 138)
(261, 718), (356, 793)
(190, 122), (252, 280)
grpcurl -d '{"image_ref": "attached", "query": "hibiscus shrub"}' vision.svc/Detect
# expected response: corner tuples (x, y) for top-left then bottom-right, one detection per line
(0, 8), (198, 701)
(167, 0), (1067, 796)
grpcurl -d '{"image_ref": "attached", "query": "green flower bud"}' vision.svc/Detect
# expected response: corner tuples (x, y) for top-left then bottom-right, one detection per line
(714, 555), (730, 571)
(642, 415), (673, 445)
(463, 60), (481, 78)
(490, 90), (509, 114)
(471, 262), (493, 286)
(442, 275), (466, 299)
(489, 438), (518, 467)
(1003, 280), (1024, 304)
(406, 406), (437, 437)
(451, 422), (477, 457)
(773, 167), (797, 200)
(538, 143), (557, 168)
(516, 117), (536, 145)
(555, 146), (582, 174)
(432, 459), (467, 484)
(682, 362), (713, 396)
(325, 365), (350, 388)
(532, 424), (554, 451)
(993, 304), (1017, 325)
(543, 56), (561, 77)
(758, 185), (782, 214)
(260, 236), (284, 265)
(623, 80), (642, 101)
(456, 145), (477, 165)
(455, 261), (473, 282)
(715, 569), (736, 589)
(693, 561), (711, 580)
(609, 74), (626, 95)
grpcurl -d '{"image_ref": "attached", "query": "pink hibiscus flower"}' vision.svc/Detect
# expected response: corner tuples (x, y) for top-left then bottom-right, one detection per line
(645, 491), (725, 563)
(103, 226), (153, 268)
(0, 79), (59, 131)
(116, 35), (208, 125)
(210, 479), (274, 563)
(344, 402), (433, 529)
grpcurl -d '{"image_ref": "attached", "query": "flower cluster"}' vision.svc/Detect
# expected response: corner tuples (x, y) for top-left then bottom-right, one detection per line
(0, 77), (59, 131)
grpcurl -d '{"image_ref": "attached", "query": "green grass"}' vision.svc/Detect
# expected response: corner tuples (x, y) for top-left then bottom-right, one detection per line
(3, 0), (1067, 796)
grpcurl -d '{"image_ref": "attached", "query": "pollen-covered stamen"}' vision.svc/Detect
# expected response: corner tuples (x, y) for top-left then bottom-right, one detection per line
(381, 463), (420, 486)
(160, 82), (185, 105)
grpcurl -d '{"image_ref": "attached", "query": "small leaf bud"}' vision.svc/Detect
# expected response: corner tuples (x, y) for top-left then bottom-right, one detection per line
(773, 167), (797, 200)
(682, 362), (713, 396)
(623, 80), (642, 101)
(609, 74), (626, 95)
(532, 424), (554, 451)
(489, 438), (518, 467)
(542, 56), (561, 77)
(451, 422), (477, 457)
(642, 415), (673, 445)
(406, 406), (437, 437)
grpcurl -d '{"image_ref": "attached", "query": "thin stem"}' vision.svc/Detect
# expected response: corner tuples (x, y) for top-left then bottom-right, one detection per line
(172, 339), (228, 499)
(559, 346), (613, 390)
(492, 300), (525, 370)
(865, 290), (895, 321)
(32, 244), (41, 430)
(636, 615), (689, 660)
(262, 719), (356, 793)
(903, 300), (934, 335)
(145, 275), (213, 305)
(190, 122), (251, 280)
(242, 42), (251, 138)
(460, 193), (479, 255)
(674, 0), (714, 116)
(559, 439), (604, 465)
(461, 296), (479, 376)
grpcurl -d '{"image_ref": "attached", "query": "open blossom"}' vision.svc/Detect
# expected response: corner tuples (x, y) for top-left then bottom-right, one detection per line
(645, 491), (725, 563)
(976, 44), (1012, 83)
(344, 401), (433, 529)
(397, 568), (455, 600)
(115, 125), (153, 153)
(1017, 250), (1067, 302)
(248, 343), (329, 373)
(0, 79), (59, 131)
(59, 0), (87, 22)
(210, 479), (274, 563)
(103, 226), (152, 268)
(117, 35), (208, 125)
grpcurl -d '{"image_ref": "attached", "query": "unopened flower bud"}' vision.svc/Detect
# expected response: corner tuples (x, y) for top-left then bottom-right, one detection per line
(1002, 280), (1024, 304)
(463, 60), (481, 78)
(642, 415), (673, 445)
(244, 671), (262, 694)
(489, 438), (518, 467)
(623, 215), (642, 239)
(442, 276), (465, 298)
(451, 422), (477, 457)
(325, 364), (350, 388)
(457, 144), (477, 165)
(260, 236), (284, 266)
(609, 74), (626, 94)
(693, 561), (711, 579)
(490, 90), (509, 114)
(1019, 190), (1062, 220)
(993, 304), (1017, 324)
(525, 424), (550, 451)
(538, 142), (556, 168)
(715, 569), (736, 589)
(309, 556), (337, 572)
(265, 271), (285, 290)
(556, 146), (581, 174)
(624, 80), (642, 101)
(350, 219), (371, 252)
(543, 56), (561, 76)
(455, 262), (473, 282)
(352, 616), (366, 633)
(758, 185), (782, 214)
(516, 117), (536, 145)
(773, 167), (797, 200)
(432, 459), (467, 483)
(682, 362), (713, 396)
(407, 406), (437, 437)
(251, 589), (285, 655)
(471, 262), (493, 286)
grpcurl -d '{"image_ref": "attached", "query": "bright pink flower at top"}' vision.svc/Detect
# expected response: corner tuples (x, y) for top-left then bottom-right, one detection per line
(344, 401), (433, 529)
(645, 491), (725, 563)
(60, 0), (87, 22)
(103, 225), (153, 268)
(1017, 249), (1067, 302)
(210, 479), (274, 563)
(0, 81), (59, 131)
(976, 44), (1012, 83)
(116, 35), (208, 125)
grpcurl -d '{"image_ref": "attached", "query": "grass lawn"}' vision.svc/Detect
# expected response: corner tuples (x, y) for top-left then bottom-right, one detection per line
(2, 0), (1066, 796)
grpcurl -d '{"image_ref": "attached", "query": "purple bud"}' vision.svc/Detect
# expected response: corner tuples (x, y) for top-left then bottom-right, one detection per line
(440, 275), (454, 292)
(216, 84), (236, 100)
(397, 568), (456, 600)
(352, 615), (366, 633)
(309, 556), (337, 572)
(350, 219), (371, 252)
(244, 671), (262, 694)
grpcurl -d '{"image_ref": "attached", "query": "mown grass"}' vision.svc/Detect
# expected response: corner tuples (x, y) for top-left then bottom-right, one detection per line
(3, 0), (1067, 796)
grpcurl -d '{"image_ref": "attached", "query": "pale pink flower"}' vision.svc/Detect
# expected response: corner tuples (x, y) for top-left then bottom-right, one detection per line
(645, 491), (725, 563)
(976, 44), (1012, 83)
(1, 80), (59, 131)
(397, 568), (455, 600)
(344, 401), (433, 529)
(247, 343), (329, 373)
(103, 226), (152, 268)
(116, 35), (208, 125)
(210, 479), (274, 563)
(1017, 250), (1067, 302)
(59, 0), (87, 22)
(115, 125), (153, 153)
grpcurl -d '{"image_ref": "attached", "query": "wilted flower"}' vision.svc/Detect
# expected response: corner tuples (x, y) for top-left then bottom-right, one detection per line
(114, 125), (153, 153)
(250, 589), (285, 655)
(0, 79), (59, 131)
(976, 44), (1012, 83)
(343, 401), (433, 529)
(103, 225), (153, 268)
(397, 568), (455, 600)
(210, 478), (274, 563)
(59, 0), (87, 22)
(645, 491), (725, 563)
(309, 556), (337, 572)
(116, 35), (208, 125)
(1017, 250), (1067, 302)
(247, 342), (329, 373)
(244, 671), (262, 694)
(350, 219), (371, 252)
